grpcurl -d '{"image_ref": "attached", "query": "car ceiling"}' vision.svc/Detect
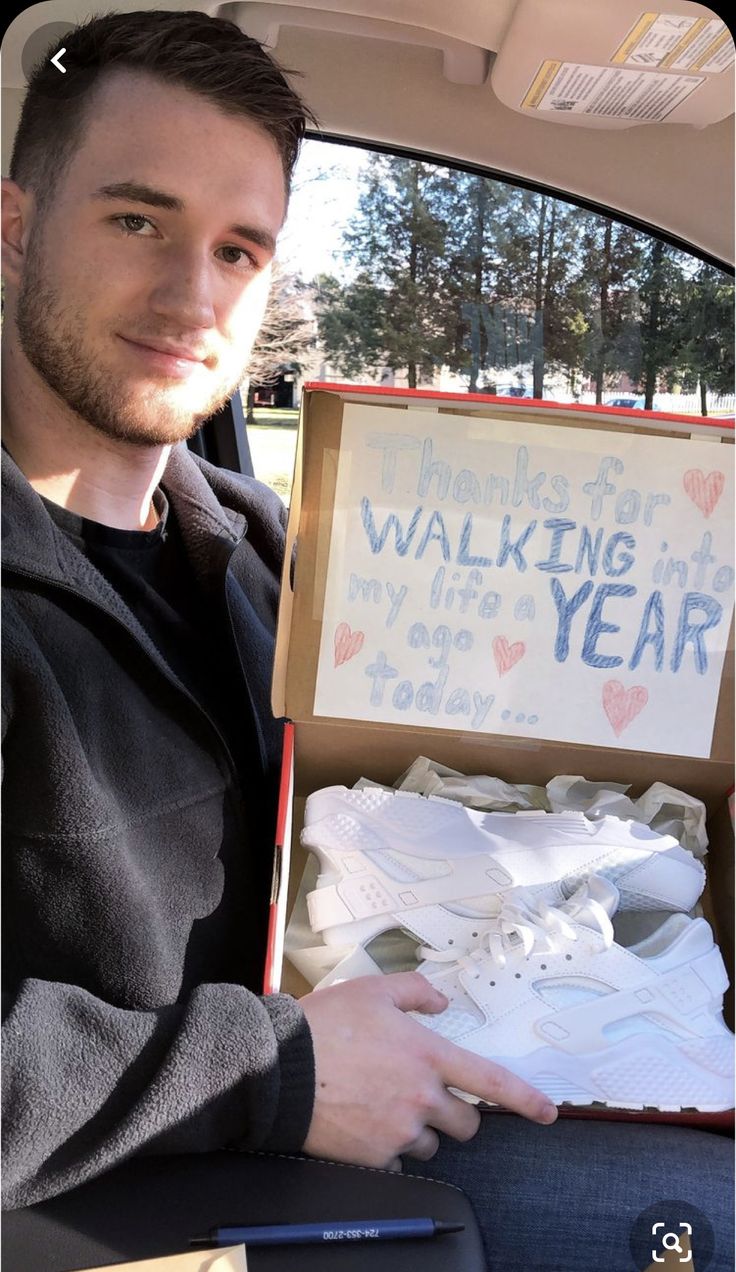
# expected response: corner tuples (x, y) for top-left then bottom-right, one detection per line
(2, 0), (733, 267)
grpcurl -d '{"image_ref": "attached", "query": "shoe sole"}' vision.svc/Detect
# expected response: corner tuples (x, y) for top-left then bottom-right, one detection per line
(449, 1032), (735, 1113)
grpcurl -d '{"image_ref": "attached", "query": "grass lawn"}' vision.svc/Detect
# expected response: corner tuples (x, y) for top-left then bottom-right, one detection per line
(248, 421), (298, 502)
(252, 406), (299, 424)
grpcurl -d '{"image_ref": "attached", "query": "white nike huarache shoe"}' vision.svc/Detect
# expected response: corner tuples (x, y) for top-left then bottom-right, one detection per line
(412, 874), (734, 1113)
(300, 786), (706, 975)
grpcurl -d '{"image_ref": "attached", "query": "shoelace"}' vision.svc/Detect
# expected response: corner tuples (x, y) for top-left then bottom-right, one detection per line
(418, 887), (614, 971)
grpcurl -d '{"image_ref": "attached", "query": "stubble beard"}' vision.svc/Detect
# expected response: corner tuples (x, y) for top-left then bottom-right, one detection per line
(15, 231), (250, 448)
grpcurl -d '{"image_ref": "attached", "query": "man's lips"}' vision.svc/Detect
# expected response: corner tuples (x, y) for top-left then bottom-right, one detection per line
(118, 335), (212, 377)
(120, 336), (208, 362)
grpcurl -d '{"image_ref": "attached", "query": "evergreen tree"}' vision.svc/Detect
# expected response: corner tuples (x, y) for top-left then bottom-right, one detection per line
(316, 155), (449, 387)
(676, 263), (735, 414)
(434, 172), (516, 390)
(578, 215), (644, 402)
(623, 240), (687, 406)
(312, 272), (385, 380)
(309, 147), (733, 406)
(493, 190), (581, 396)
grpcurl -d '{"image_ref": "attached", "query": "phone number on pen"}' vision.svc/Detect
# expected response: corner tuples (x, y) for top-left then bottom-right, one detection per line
(322, 1229), (381, 1240)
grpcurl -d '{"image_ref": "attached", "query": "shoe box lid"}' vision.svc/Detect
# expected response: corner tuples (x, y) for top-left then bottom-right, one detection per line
(271, 383), (734, 799)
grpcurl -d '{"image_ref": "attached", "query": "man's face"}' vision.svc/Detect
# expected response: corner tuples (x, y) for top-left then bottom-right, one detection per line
(15, 69), (287, 446)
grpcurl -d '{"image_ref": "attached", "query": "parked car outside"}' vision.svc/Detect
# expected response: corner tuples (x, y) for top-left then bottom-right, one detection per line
(607, 395), (663, 410)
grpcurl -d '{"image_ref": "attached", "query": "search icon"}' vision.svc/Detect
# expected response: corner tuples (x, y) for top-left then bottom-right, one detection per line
(632, 1202), (712, 1271)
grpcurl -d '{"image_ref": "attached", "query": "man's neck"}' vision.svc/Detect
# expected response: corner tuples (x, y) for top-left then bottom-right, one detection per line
(2, 348), (170, 531)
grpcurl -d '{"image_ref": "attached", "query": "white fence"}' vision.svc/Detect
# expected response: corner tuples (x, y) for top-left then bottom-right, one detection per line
(593, 392), (735, 416)
(320, 363), (735, 416)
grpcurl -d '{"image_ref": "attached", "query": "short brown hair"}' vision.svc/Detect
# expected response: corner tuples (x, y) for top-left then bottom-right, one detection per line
(10, 9), (316, 212)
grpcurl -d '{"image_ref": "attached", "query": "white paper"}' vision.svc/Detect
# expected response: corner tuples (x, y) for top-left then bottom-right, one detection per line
(80, 1245), (247, 1271)
(615, 13), (699, 68)
(670, 19), (734, 73)
(312, 404), (733, 757)
(525, 61), (703, 121)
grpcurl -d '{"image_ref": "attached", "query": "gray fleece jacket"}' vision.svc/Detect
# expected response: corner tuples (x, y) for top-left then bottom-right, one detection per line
(1, 444), (314, 1210)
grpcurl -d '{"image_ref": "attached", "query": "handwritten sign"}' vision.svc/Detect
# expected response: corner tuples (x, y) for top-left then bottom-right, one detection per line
(313, 403), (734, 756)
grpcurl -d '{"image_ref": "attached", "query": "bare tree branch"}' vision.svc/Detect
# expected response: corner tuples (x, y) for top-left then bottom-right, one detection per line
(245, 264), (316, 385)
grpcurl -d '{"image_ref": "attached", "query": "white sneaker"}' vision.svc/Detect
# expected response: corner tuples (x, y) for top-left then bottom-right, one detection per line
(301, 786), (706, 967)
(412, 876), (734, 1113)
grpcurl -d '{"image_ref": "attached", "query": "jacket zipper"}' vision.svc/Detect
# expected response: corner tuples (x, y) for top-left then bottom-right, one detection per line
(223, 562), (269, 776)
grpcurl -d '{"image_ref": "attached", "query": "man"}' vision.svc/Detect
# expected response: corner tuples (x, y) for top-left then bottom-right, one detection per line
(4, 18), (733, 1269)
(1, 8), (556, 1214)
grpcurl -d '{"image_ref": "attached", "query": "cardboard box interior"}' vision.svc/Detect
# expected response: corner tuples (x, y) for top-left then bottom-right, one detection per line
(273, 387), (735, 1094)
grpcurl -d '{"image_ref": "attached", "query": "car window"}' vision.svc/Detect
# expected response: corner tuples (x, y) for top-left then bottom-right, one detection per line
(247, 139), (734, 498)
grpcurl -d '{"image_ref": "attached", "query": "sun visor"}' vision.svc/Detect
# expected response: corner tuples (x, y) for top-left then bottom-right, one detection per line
(491, 0), (734, 128)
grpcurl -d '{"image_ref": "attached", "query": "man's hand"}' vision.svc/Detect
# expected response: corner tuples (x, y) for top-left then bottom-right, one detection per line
(300, 972), (557, 1170)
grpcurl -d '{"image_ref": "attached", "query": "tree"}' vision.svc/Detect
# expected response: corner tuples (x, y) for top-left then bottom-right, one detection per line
(622, 239), (687, 407)
(315, 155), (449, 387)
(312, 272), (385, 379)
(308, 148), (734, 405)
(244, 266), (315, 422)
(433, 172), (516, 390)
(676, 263), (735, 414)
(577, 215), (644, 403)
(493, 190), (582, 397)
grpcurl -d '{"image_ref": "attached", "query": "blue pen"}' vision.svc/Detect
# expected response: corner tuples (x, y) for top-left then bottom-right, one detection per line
(191, 1217), (464, 1246)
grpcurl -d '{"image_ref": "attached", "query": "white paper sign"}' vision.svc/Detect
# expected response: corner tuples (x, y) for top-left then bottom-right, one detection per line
(312, 404), (733, 757)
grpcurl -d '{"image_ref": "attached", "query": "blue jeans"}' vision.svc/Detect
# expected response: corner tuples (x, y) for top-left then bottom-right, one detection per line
(405, 1114), (734, 1271)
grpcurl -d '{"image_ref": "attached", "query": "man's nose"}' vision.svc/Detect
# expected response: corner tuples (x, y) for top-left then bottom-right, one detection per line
(148, 247), (217, 329)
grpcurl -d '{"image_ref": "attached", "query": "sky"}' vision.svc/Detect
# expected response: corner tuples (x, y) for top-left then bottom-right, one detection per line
(278, 139), (368, 281)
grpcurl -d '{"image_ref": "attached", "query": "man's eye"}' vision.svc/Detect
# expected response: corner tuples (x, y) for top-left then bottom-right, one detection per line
(217, 245), (258, 270)
(114, 213), (156, 235)
(111, 219), (258, 270)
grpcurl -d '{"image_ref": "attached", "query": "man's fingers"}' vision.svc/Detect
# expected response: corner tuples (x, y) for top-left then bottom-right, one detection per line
(429, 1090), (482, 1143)
(438, 1043), (558, 1124)
(383, 970), (449, 1015)
(401, 1091), (480, 1161)
(402, 1126), (440, 1162)
(380, 974), (556, 1122)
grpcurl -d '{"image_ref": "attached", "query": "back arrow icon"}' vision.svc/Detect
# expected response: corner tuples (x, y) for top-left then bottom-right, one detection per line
(51, 48), (67, 73)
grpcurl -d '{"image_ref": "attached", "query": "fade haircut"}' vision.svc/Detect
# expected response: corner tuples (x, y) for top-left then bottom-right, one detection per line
(10, 9), (316, 216)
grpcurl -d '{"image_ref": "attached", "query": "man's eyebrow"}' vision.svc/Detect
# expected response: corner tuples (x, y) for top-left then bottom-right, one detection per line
(91, 182), (277, 254)
(92, 181), (184, 211)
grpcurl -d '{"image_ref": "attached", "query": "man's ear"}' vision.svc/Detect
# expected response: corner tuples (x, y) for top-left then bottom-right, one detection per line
(1, 179), (34, 286)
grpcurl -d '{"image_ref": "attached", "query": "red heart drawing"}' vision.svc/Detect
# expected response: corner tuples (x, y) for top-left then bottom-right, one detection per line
(334, 621), (364, 667)
(602, 680), (648, 737)
(492, 635), (526, 676)
(683, 469), (725, 519)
